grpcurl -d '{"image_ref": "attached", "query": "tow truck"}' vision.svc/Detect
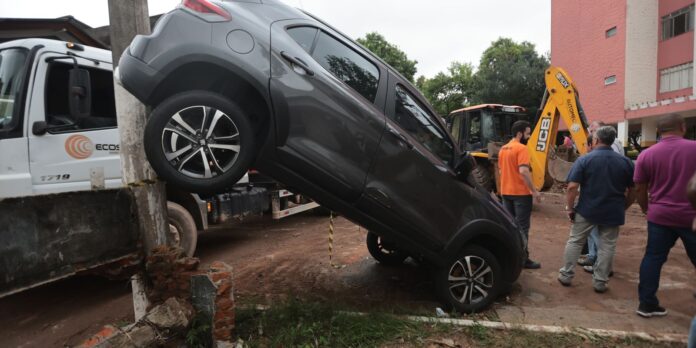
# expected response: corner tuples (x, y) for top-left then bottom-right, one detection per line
(0, 38), (319, 297)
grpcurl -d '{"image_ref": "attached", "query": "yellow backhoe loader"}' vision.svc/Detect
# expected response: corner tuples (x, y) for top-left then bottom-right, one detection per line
(447, 66), (591, 192)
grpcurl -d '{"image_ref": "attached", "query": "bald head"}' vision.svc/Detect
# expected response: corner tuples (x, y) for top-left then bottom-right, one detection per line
(657, 114), (685, 135)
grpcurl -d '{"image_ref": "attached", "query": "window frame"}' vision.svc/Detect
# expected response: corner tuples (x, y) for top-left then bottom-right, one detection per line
(390, 82), (456, 165)
(0, 46), (32, 140)
(659, 62), (694, 93)
(661, 5), (694, 41)
(42, 60), (118, 134)
(285, 25), (382, 103)
(604, 75), (617, 86)
(605, 26), (617, 38)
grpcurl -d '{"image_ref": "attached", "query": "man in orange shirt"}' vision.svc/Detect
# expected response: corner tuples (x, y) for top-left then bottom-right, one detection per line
(498, 120), (542, 269)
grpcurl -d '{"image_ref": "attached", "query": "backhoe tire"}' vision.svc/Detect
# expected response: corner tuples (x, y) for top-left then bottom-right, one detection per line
(472, 163), (495, 192)
(167, 201), (198, 257)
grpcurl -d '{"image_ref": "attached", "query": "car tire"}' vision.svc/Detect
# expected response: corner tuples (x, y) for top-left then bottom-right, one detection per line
(167, 201), (198, 257)
(472, 162), (494, 192)
(366, 231), (408, 266)
(144, 90), (255, 194)
(436, 245), (502, 313)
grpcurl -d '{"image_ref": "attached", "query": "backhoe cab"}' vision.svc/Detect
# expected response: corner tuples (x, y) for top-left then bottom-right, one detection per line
(448, 104), (529, 192)
(448, 66), (591, 193)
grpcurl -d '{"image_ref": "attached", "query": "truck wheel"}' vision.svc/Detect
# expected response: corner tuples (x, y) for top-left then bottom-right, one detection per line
(366, 231), (408, 266)
(144, 91), (255, 194)
(167, 201), (198, 257)
(436, 245), (502, 313)
(472, 163), (495, 192)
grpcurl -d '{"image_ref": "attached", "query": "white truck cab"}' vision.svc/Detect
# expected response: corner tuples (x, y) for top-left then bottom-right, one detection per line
(0, 39), (122, 197)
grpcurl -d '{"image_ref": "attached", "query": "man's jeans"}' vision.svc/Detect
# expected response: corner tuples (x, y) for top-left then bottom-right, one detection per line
(638, 222), (696, 306)
(502, 195), (532, 256)
(587, 226), (599, 263)
(559, 213), (619, 286)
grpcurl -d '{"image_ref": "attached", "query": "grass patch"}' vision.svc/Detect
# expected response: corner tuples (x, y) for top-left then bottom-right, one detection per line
(235, 300), (437, 347)
(234, 300), (682, 348)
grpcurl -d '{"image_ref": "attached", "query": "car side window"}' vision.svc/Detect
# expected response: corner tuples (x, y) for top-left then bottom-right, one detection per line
(287, 26), (318, 53)
(311, 31), (380, 102)
(393, 85), (454, 164)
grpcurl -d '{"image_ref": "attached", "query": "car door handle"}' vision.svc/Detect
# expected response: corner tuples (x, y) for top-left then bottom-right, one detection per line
(388, 127), (413, 149)
(280, 51), (315, 76)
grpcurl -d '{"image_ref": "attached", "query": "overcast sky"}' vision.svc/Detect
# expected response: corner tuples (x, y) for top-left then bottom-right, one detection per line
(0, 0), (551, 78)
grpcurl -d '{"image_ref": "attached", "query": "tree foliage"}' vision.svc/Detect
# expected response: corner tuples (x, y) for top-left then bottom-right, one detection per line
(416, 62), (474, 116)
(357, 32), (418, 82)
(471, 38), (549, 112)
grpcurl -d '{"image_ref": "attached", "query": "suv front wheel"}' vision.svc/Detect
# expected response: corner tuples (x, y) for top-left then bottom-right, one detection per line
(436, 245), (502, 313)
(144, 91), (255, 194)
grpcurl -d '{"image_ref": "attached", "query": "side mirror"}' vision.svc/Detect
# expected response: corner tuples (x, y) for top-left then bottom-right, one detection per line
(32, 121), (48, 136)
(455, 152), (476, 180)
(68, 68), (91, 118)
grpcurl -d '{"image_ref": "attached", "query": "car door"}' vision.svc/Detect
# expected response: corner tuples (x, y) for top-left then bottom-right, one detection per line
(27, 52), (122, 195)
(358, 72), (481, 250)
(269, 20), (387, 203)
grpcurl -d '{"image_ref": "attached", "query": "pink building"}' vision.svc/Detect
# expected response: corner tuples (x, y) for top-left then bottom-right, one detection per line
(552, 0), (696, 146)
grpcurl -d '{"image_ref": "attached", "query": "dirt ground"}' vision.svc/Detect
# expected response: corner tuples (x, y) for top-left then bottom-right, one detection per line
(1, 193), (694, 347)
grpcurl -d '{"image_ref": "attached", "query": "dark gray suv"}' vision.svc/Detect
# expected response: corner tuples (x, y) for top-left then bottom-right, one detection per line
(118, 0), (524, 312)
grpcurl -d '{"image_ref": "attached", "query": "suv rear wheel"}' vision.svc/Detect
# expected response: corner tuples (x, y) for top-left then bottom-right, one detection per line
(436, 245), (502, 313)
(144, 91), (255, 194)
(366, 231), (408, 266)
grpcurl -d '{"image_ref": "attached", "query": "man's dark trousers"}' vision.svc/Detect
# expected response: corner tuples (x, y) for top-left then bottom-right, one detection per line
(503, 195), (532, 243)
(639, 222), (696, 306)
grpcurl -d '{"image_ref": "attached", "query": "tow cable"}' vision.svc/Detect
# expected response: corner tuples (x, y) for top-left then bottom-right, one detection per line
(328, 211), (347, 269)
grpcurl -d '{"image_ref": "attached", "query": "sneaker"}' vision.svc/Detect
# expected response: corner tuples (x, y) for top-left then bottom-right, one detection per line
(557, 275), (572, 287)
(582, 265), (614, 277)
(577, 256), (595, 266)
(593, 282), (608, 293)
(524, 259), (541, 269)
(636, 303), (668, 318)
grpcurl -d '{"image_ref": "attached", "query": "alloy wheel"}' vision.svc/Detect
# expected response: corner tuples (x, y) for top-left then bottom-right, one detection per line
(447, 255), (494, 305)
(161, 105), (241, 179)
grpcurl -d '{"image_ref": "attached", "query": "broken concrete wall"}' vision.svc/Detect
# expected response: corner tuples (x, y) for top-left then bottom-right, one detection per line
(0, 189), (140, 296)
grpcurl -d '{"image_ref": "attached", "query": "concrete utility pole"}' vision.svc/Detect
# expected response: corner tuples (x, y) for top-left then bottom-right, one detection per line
(108, 0), (171, 319)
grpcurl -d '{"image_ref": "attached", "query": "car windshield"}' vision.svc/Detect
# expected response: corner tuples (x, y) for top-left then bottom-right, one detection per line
(0, 48), (28, 130)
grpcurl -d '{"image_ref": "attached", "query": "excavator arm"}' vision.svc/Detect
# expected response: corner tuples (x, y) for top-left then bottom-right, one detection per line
(527, 66), (590, 191)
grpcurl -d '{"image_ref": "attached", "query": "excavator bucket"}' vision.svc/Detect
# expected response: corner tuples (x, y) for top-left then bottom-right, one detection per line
(547, 147), (578, 183)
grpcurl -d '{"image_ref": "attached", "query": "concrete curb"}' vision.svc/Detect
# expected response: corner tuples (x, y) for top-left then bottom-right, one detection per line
(405, 315), (688, 344)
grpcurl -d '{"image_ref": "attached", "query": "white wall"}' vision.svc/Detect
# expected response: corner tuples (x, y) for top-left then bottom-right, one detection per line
(625, 0), (659, 107)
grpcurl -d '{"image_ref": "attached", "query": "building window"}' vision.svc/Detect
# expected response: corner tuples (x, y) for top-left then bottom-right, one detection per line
(661, 5), (694, 40)
(604, 75), (617, 85)
(606, 26), (617, 38)
(659, 62), (693, 93)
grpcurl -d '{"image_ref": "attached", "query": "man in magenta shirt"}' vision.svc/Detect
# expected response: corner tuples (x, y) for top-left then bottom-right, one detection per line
(634, 114), (696, 318)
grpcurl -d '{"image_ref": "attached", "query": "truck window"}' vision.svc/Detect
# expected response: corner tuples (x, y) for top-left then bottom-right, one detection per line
(45, 62), (117, 131)
(0, 48), (28, 135)
(467, 111), (481, 144)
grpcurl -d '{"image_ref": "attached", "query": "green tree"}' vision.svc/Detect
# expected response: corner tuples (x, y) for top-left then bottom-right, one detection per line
(472, 38), (549, 113)
(417, 61), (474, 116)
(357, 32), (418, 82)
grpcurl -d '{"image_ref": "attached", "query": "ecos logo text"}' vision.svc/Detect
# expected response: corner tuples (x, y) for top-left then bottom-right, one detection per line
(65, 135), (94, 159)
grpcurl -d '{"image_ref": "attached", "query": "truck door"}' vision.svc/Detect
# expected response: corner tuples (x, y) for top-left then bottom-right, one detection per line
(269, 20), (387, 203)
(26, 52), (121, 195)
